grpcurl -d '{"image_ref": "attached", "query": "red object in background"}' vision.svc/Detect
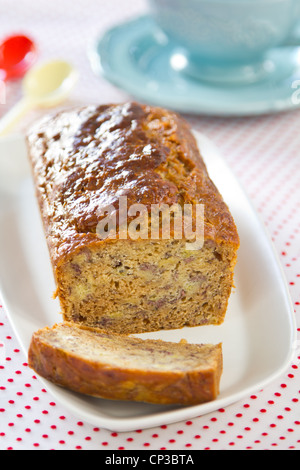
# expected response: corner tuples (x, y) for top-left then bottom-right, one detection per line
(0, 34), (37, 81)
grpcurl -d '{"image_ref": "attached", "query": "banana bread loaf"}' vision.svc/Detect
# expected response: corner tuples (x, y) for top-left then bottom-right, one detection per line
(28, 322), (223, 405)
(27, 102), (239, 334)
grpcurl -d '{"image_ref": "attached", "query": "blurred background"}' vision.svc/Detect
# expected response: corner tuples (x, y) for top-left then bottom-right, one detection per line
(0, 0), (299, 451)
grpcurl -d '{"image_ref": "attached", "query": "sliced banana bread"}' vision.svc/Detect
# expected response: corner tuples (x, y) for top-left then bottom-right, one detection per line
(26, 102), (239, 334)
(28, 322), (223, 405)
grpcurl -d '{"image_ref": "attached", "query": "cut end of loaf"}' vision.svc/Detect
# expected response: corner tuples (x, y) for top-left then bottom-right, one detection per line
(56, 238), (237, 334)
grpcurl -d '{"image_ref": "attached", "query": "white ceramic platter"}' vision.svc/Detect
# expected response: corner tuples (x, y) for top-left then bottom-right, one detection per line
(0, 132), (296, 432)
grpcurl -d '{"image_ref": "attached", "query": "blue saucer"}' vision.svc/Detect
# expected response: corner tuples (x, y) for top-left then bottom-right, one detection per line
(89, 15), (300, 116)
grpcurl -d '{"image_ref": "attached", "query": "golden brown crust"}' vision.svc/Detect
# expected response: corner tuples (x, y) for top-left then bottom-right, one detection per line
(28, 323), (223, 405)
(26, 102), (239, 272)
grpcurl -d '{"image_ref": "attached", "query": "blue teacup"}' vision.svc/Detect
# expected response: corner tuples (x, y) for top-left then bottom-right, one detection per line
(148, 0), (300, 84)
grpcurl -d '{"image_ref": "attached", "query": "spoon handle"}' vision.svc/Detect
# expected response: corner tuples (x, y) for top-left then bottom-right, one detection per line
(0, 97), (32, 137)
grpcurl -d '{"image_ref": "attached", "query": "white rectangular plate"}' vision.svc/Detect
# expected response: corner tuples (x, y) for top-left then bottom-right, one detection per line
(0, 131), (296, 432)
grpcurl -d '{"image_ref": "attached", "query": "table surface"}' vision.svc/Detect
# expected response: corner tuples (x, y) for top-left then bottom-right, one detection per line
(0, 0), (299, 451)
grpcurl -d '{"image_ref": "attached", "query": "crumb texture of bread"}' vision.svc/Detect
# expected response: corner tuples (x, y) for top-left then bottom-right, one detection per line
(27, 102), (239, 334)
(28, 323), (223, 405)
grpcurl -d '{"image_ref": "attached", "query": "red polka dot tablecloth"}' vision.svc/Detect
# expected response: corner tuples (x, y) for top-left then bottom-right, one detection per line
(0, 0), (299, 451)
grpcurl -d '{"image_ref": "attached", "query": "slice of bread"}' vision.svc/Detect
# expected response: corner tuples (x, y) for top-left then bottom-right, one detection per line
(28, 322), (223, 405)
